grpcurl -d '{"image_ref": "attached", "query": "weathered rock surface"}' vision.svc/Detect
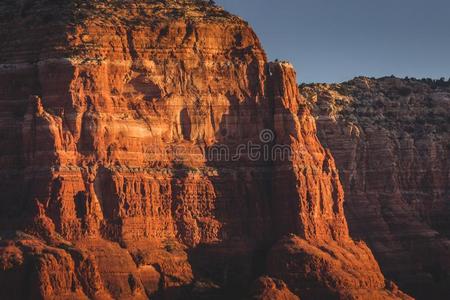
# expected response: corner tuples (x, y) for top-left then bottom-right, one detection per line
(250, 276), (300, 300)
(0, 231), (109, 300)
(0, 1), (409, 299)
(267, 234), (411, 300)
(302, 77), (450, 299)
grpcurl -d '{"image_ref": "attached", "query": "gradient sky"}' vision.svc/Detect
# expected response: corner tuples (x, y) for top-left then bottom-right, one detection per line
(216, 0), (450, 83)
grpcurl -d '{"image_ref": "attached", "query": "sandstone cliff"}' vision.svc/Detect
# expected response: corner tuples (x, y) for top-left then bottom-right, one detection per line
(302, 77), (450, 299)
(0, 1), (409, 299)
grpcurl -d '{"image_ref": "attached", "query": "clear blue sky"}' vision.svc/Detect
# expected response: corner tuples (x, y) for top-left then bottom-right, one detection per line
(216, 0), (450, 83)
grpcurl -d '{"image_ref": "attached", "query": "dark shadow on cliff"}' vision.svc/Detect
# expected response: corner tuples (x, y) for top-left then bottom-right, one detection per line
(177, 67), (288, 299)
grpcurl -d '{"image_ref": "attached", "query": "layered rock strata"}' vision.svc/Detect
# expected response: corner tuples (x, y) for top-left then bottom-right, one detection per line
(302, 77), (450, 299)
(0, 1), (409, 299)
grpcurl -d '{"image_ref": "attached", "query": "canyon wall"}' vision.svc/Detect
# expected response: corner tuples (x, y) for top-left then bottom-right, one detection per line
(302, 77), (450, 299)
(0, 1), (410, 299)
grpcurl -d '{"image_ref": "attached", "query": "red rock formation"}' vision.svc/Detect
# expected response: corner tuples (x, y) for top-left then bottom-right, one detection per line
(267, 65), (411, 300)
(250, 276), (300, 300)
(0, 1), (409, 299)
(302, 77), (450, 299)
(267, 235), (411, 300)
(0, 232), (109, 300)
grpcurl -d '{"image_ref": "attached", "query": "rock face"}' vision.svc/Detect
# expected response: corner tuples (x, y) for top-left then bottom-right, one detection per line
(267, 235), (411, 300)
(302, 77), (450, 299)
(0, 1), (408, 299)
(250, 276), (300, 300)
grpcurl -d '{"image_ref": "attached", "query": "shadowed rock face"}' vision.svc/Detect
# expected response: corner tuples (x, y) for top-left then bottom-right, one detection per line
(0, 1), (409, 299)
(302, 77), (450, 299)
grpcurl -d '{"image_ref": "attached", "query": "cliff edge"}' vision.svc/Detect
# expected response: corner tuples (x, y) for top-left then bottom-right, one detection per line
(0, 1), (409, 299)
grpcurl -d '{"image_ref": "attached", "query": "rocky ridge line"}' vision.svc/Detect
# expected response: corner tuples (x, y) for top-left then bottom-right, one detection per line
(0, 1), (411, 299)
